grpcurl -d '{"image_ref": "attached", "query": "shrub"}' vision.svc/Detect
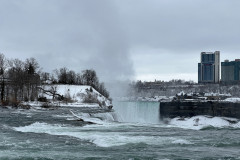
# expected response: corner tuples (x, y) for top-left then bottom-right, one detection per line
(41, 102), (51, 108)
(24, 96), (29, 102)
(63, 92), (74, 104)
(101, 101), (106, 106)
(41, 102), (59, 108)
(6, 97), (20, 108)
(56, 95), (64, 101)
(30, 95), (35, 101)
(63, 97), (74, 104)
(90, 87), (93, 92)
(82, 93), (99, 104)
(18, 104), (31, 109)
(1, 100), (9, 106)
(38, 96), (47, 102)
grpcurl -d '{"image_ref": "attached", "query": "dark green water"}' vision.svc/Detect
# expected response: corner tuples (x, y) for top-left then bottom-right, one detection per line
(0, 101), (240, 160)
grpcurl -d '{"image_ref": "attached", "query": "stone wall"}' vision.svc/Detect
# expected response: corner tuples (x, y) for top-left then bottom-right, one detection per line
(160, 101), (240, 119)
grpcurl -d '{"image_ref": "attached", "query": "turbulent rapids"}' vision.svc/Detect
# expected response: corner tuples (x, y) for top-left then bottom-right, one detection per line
(0, 101), (240, 159)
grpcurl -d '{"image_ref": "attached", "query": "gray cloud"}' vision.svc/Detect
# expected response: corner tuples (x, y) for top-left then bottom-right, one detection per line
(1, 0), (240, 83)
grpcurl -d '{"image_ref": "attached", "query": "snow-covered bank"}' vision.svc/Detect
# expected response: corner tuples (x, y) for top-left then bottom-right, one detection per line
(38, 84), (112, 108)
(167, 116), (240, 130)
(22, 101), (100, 109)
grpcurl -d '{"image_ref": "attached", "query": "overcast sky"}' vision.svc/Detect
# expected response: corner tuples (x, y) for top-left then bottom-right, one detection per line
(1, 0), (240, 82)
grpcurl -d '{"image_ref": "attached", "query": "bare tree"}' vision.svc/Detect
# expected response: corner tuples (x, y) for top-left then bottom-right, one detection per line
(40, 72), (50, 82)
(98, 82), (109, 98)
(67, 70), (76, 84)
(0, 53), (8, 103)
(25, 58), (39, 74)
(76, 73), (83, 85)
(82, 69), (99, 88)
(24, 58), (40, 101)
(8, 59), (23, 101)
(56, 67), (68, 84)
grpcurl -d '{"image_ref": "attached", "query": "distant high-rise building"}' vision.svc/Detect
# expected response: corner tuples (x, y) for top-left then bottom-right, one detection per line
(198, 51), (220, 83)
(221, 59), (240, 83)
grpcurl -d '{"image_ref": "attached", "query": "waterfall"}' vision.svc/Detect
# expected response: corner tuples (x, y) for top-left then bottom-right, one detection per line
(113, 101), (160, 124)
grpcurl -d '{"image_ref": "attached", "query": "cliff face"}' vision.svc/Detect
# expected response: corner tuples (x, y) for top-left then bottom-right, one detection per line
(160, 101), (240, 119)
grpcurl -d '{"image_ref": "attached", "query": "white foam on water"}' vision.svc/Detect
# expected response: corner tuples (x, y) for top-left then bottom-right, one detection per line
(113, 101), (160, 124)
(13, 122), (192, 147)
(232, 121), (240, 128)
(93, 112), (119, 122)
(66, 110), (119, 125)
(52, 114), (72, 118)
(171, 139), (193, 145)
(12, 110), (34, 117)
(168, 116), (240, 130)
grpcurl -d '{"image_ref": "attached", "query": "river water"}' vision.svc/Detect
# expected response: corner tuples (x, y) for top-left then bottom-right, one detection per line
(0, 101), (240, 159)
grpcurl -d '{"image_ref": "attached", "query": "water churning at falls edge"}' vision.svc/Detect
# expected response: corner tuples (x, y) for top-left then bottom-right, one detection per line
(113, 101), (160, 124)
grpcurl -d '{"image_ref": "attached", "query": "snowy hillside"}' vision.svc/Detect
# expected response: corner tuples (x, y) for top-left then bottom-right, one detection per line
(39, 84), (112, 107)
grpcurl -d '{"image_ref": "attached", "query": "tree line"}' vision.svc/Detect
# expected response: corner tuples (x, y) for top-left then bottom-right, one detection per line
(129, 79), (240, 98)
(0, 53), (109, 106)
